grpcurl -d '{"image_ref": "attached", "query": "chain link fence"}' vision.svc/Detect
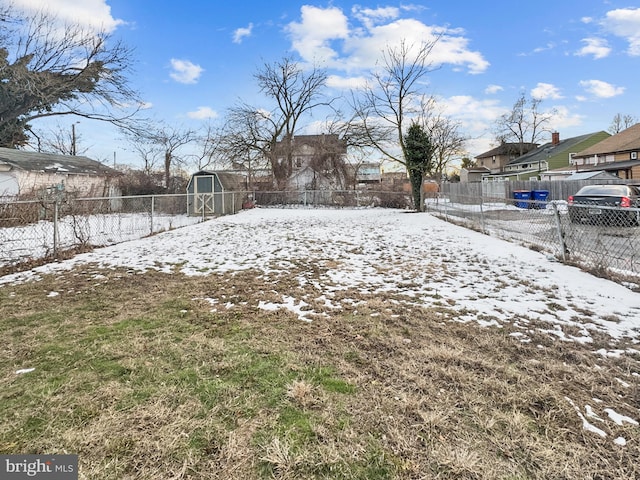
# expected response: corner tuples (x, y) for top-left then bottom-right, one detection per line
(4, 188), (636, 282)
(0, 194), (206, 272)
(1, 190), (413, 273)
(254, 189), (413, 209)
(425, 193), (640, 282)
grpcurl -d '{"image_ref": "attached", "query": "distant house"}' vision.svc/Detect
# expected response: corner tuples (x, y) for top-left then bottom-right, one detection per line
(0, 147), (120, 198)
(275, 134), (349, 190)
(354, 162), (382, 184)
(460, 166), (490, 183)
(490, 131), (611, 181)
(572, 123), (640, 179)
(474, 142), (538, 174)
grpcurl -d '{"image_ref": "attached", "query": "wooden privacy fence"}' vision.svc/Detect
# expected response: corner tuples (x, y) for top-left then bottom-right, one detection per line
(442, 179), (629, 203)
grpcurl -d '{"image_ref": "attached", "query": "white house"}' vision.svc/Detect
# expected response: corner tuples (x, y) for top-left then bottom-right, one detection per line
(0, 147), (120, 198)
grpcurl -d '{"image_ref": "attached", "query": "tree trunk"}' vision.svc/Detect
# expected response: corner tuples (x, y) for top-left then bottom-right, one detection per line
(408, 168), (423, 212)
(164, 151), (171, 190)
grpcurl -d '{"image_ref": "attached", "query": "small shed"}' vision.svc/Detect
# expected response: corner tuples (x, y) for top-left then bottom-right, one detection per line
(186, 171), (246, 216)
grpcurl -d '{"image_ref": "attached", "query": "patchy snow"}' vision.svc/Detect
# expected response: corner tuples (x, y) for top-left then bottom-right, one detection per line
(258, 295), (317, 322)
(3, 208), (640, 338)
(614, 437), (627, 446)
(566, 397), (607, 438)
(15, 368), (35, 375)
(3, 208), (639, 346)
(604, 408), (639, 426)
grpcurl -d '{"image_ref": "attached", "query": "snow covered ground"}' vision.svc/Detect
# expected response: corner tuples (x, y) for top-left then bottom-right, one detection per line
(3, 207), (639, 442)
(3, 207), (639, 342)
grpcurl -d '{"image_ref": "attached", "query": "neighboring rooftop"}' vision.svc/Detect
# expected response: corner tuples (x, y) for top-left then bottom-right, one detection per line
(574, 123), (640, 157)
(0, 147), (118, 176)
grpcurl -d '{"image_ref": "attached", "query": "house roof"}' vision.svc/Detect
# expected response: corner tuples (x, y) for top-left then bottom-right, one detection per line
(579, 159), (640, 172)
(565, 171), (620, 181)
(475, 142), (538, 159)
(506, 131), (609, 167)
(574, 123), (640, 157)
(0, 147), (118, 176)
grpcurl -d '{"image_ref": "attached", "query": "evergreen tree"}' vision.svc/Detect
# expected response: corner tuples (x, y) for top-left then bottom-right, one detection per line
(404, 122), (434, 211)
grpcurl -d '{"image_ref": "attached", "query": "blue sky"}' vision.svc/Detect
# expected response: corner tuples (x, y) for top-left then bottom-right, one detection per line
(11, 0), (640, 169)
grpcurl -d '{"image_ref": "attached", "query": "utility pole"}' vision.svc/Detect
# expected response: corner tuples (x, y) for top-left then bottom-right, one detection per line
(71, 122), (79, 156)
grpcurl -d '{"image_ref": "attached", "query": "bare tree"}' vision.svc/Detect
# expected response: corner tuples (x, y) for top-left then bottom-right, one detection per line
(494, 92), (555, 156)
(224, 56), (330, 189)
(193, 123), (222, 171)
(127, 123), (196, 190)
(126, 137), (161, 176)
(425, 112), (467, 183)
(352, 39), (440, 209)
(37, 123), (89, 156)
(0, 5), (140, 147)
(608, 113), (637, 134)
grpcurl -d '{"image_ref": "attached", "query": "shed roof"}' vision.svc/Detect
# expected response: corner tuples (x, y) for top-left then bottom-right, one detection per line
(0, 147), (118, 176)
(191, 170), (246, 190)
(574, 123), (640, 157)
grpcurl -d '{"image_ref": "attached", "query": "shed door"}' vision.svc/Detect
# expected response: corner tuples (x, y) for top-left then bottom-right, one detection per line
(194, 175), (215, 215)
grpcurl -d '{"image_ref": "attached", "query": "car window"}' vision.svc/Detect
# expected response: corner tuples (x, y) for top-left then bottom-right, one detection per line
(577, 185), (628, 195)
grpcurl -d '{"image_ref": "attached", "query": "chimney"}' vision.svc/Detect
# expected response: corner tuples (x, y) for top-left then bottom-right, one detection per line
(551, 131), (560, 146)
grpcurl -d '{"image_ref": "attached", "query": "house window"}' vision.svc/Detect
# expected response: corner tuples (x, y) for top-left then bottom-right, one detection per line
(296, 157), (302, 167)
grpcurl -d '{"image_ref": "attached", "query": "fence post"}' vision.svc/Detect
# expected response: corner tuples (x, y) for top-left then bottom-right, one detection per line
(443, 193), (448, 220)
(479, 196), (486, 234)
(53, 200), (59, 257)
(551, 202), (568, 262)
(150, 195), (155, 235)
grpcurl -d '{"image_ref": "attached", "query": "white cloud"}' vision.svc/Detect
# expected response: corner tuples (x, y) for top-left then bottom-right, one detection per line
(484, 84), (503, 94)
(531, 83), (563, 100)
(286, 6), (350, 64)
(169, 59), (204, 84)
(187, 107), (218, 120)
(352, 6), (400, 29)
(576, 38), (611, 59)
(579, 79), (625, 98)
(286, 6), (488, 74)
(11, 0), (125, 33)
(233, 23), (253, 44)
(601, 8), (640, 55)
(581, 16), (594, 24)
(547, 105), (583, 131)
(326, 75), (368, 90)
(442, 95), (505, 124)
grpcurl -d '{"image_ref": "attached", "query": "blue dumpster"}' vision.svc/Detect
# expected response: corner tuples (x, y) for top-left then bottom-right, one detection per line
(513, 190), (531, 209)
(531, 190), (549, 209)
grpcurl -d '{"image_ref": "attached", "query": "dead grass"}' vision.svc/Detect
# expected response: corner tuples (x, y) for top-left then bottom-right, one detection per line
(0, 263), (639, 479)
